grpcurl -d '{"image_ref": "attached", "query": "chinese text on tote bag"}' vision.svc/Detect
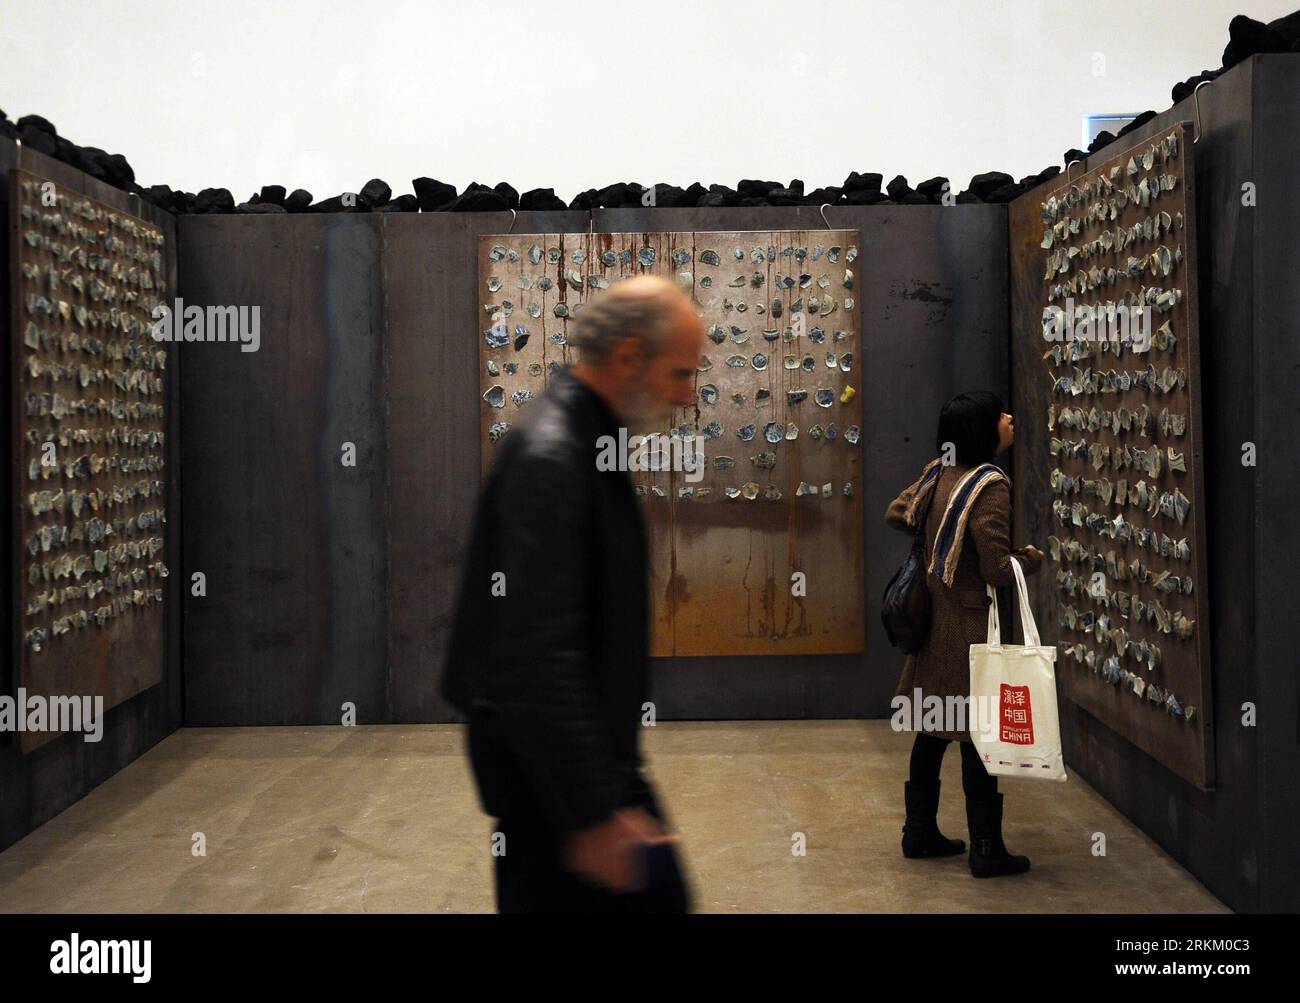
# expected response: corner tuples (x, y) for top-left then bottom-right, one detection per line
(968, 557), (1066, 782)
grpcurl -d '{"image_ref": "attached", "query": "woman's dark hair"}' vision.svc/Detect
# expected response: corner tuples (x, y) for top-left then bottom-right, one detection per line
(935, 391), (1004, 465)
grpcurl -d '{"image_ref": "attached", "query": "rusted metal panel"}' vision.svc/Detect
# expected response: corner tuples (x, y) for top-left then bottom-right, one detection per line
(1010, 122), (1213, 790)
(478, 229), (863, 656)
(10, 168), (170, 753)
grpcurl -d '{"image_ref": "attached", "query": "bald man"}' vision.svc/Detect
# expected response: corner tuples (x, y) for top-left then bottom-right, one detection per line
(443, 276), (705, 913)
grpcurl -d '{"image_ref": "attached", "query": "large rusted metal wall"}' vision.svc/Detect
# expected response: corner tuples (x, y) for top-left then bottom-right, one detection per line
(0, 136), (183, 852)
(1009, 54), (1300, 912)
(176, 204), (1008, 725)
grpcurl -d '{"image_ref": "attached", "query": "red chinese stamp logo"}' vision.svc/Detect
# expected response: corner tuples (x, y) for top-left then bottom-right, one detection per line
(999, 684), (1035, 745)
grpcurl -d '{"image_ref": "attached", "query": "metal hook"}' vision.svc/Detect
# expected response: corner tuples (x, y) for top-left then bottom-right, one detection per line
(587, 209), (594, 241)
(1066, 159), (1084, 183)
(819, 203), (832, 230)
(14, 135), (21, 171)
(1193, 79), (1213, 144)
(505, 208), (517, 234)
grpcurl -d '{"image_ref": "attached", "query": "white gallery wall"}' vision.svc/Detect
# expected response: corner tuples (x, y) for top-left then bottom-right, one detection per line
(0, 0), (1294, 200)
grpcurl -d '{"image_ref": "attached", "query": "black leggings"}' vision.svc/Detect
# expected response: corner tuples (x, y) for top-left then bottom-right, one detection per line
(909, 733), (998, 799)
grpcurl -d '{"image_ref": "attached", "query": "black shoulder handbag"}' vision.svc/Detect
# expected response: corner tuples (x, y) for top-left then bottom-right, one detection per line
(881, 480), (937, 654)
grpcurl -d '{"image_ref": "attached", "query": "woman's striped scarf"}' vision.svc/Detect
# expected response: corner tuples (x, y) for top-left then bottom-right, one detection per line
(903, 458), (1008, 588)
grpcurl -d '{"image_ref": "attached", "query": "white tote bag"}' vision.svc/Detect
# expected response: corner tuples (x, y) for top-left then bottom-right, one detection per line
(968, 558), (1066, 782)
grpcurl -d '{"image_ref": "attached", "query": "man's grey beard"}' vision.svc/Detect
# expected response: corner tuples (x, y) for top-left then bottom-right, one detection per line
(619, 388), (675, 433)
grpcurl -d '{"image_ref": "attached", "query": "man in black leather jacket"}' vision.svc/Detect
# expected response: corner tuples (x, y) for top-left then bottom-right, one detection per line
(442, 275), (705, 912)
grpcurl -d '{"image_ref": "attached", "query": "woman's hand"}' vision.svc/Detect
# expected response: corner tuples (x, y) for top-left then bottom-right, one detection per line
(1013, 544), (1044, 575)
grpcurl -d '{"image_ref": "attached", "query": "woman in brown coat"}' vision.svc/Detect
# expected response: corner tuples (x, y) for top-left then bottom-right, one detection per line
(884, 391), (1043, 878)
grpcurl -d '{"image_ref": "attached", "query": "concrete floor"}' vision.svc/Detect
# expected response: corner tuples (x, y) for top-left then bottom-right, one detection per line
(0, 721), (1227, 913)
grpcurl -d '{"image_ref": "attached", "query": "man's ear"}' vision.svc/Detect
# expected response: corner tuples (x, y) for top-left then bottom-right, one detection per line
(609, 336), (644, 375)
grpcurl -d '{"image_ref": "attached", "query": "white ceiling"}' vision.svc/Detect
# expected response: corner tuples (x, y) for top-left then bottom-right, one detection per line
(0, 0), (1294, 202)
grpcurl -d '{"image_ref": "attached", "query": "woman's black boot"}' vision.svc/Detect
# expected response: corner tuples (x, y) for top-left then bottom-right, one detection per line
(965, 791), (1030, 877)
(901, 781), (966, 858)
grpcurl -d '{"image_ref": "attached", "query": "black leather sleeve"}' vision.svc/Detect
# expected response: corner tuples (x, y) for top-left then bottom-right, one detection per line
(481, 443), (627, 836)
